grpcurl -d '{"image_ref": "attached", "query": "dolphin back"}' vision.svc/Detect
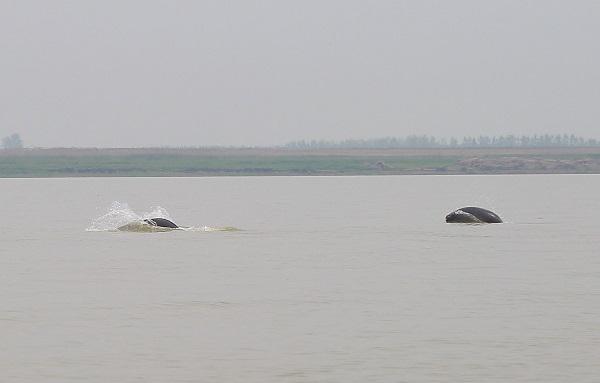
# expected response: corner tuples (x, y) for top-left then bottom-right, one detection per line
(446, 207), (502, 223)
(144, 218), (179, 228)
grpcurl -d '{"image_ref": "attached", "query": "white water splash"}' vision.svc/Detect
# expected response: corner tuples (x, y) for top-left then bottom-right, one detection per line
(86, 202), (173, 232)
(86, 202), (239, 232)
(181, 226), (239, 232)
(141, 206), (173, 221)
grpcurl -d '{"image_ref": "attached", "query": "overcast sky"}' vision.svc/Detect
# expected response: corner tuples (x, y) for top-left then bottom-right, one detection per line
(1, 1), (599, 147)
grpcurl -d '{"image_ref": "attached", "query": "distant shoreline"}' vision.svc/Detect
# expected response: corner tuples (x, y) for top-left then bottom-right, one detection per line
(2, 147), (600, 177)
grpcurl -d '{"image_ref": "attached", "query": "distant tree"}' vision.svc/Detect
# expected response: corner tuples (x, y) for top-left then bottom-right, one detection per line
(283, 133), (600, 149)
(2, 133), (23, 149)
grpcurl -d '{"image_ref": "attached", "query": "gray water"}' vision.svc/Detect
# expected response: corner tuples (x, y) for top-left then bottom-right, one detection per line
(2, 175), (599, 382)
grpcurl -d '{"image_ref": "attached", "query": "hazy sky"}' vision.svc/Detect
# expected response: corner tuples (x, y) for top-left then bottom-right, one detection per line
(1, 1), (599, 147)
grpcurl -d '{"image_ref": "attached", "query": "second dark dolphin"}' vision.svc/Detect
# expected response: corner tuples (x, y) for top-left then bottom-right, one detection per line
(445, 207), (502, 223)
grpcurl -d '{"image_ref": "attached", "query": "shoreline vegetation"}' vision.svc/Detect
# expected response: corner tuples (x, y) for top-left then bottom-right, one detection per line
(2, 147), (600, 177)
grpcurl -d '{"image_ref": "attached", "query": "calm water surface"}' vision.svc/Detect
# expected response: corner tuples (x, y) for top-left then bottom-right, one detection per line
(2, 175), (599, 382)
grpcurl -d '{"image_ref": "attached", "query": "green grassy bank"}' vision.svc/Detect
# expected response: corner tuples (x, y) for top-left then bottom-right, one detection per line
(0, 153), (456, 177)
(2, 147), (600, 177)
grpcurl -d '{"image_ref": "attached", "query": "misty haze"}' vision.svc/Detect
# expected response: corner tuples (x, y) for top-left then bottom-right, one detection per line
(1, 1), (599, 148)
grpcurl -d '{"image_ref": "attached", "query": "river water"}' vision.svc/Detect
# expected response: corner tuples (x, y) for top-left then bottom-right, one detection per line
(2, 175), (599, 382)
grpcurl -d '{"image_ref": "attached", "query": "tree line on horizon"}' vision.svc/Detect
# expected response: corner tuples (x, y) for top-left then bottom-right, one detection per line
(1, 133), (23, 149)
(284, 134), (600, 149)
(2, 132), (600, 150)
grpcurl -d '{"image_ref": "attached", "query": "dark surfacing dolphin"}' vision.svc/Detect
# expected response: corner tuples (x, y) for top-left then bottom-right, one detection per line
(117, 217), (181, 232)
(143, 217), (179, 228)
(445, 207), (502, 223)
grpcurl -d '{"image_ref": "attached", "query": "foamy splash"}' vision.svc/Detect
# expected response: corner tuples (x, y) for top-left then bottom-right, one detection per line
(181, 226), (240, 232)
(86, 202), (142, 231)
(86, 202), (239, 232)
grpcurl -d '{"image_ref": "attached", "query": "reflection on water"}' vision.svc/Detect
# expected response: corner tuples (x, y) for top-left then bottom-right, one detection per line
(2, 175), (600, 382)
